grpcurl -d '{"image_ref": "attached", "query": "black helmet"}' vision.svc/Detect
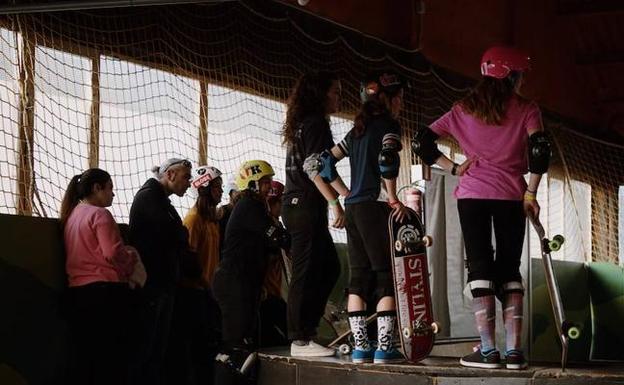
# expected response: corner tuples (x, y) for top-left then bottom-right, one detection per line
(360, 71), (407, 103)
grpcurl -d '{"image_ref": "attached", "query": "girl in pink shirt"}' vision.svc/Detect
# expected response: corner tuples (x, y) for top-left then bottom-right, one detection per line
(412, 46), (546, 370)
(60, 168), (144, 385)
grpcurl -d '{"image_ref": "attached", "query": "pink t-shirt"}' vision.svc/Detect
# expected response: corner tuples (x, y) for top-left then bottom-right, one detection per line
(64, 203), (136, 287)
(430, 97), (542, 200)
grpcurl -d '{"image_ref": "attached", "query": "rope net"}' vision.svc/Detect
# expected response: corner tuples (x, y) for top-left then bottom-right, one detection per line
(0, 1), (621, 262)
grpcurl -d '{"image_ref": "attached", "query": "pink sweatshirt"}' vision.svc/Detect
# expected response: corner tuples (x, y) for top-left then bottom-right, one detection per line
(430, 97), (542, 200)
(64, 203), (136, 287)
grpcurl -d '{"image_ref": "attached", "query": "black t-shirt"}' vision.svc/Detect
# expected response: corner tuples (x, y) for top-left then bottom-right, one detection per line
(219, 194), (278, 286)
(337, 113), (402, 204)
(283, 115), (335, 204)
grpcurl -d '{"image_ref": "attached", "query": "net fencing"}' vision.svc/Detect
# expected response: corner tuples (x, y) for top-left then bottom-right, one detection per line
(0, 1), (621, 262)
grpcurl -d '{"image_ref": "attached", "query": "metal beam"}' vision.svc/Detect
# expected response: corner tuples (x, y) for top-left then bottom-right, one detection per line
(0, 0), (234, 15)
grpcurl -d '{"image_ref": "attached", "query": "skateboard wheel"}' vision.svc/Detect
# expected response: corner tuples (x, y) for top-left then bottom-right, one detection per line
(422, 235), (433, 247)
(395, 240), (403, 252)
(402, 327), (412, 339)
(431, 322), (440, 334)
(338, 344), (351, 355)
(549, 235), (565, 251)
(567, 326), (581, 340)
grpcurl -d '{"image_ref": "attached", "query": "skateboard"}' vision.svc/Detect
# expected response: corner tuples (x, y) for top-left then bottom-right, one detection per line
(528, 214), (580, 371)
(388, 207), (439, 362)
(327, 312), (378, 355)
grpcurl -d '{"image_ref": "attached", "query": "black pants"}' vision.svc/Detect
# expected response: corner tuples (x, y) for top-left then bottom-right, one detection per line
(133, 287), (175, 385)
(166, 287), (220, 385)
(282, 199), (340, 340)
(259, 295), (288, 347)
(66, 282), (134, 385)
(212, 268), (261, 349)
(345, 201), (394, 302)
(457, 199), (525, 288)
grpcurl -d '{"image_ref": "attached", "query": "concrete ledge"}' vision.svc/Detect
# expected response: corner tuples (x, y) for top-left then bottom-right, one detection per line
(258, 348), (624, 385)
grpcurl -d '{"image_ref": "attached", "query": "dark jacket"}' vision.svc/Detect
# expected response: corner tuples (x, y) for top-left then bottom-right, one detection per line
(219, 193), (280, 288)
(129, 178), (198, 289)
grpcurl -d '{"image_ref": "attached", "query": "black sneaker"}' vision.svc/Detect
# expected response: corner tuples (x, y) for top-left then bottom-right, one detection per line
(459, 349), (504, 369)
(505, 350), (528, 370)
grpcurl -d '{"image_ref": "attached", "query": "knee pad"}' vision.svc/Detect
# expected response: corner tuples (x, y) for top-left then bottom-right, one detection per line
(500, 281), (524, 295)
(469, 279), (495, 298)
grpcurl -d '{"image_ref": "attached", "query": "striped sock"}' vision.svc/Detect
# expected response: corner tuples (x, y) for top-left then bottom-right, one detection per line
(472, 295), (496, 352)
(503, 292), (524, 352)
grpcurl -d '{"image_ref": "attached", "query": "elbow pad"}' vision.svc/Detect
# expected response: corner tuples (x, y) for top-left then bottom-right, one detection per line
(265, 224), (291, 251)
(528, 131), (551, 174)
(303, 150), (339, 183)
(411, 128), (442, 166)
(378, 145), (400, 179)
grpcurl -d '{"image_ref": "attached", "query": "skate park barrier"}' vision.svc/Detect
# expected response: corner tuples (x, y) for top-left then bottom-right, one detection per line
(587, 262), (624, 361)
(0, 214), (68, 385)
(1, 213), (623, 385)
(530, 258), (592, 363)
(530, 258), (624, 363)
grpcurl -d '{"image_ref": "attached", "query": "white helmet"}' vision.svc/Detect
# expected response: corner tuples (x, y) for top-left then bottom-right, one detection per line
(191, 166), (222, 189)
(225, 176), (239, 195)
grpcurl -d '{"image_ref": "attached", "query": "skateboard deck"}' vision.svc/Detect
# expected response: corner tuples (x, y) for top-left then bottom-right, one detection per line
(388, 207), (438, 362)
(528, 215), (579, 371)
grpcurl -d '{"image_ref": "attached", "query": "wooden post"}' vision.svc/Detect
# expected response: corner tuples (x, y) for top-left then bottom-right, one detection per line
(16, 33), (35, 215)
(89, 55), (100, 168)
(198, 80), (208, 165)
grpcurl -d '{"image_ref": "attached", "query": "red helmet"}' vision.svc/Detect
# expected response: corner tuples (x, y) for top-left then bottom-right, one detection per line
(480, 46), (530, 79)
(268, 180), (284, 199)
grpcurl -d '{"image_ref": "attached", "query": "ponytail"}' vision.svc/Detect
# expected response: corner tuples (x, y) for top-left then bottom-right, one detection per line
(59, 168), (111, 226)
(353, 93), (394, 138)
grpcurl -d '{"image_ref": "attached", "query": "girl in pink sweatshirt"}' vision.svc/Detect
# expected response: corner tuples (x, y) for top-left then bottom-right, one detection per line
(60, 168), (144, 385)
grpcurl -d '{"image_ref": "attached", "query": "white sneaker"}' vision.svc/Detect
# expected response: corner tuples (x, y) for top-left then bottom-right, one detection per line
(290, 341), (335, 357)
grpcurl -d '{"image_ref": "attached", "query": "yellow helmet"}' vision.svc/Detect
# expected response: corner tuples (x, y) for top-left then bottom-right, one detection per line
(235, 160), (275, 191)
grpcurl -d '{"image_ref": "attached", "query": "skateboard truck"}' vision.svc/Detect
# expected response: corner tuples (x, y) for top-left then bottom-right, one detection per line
(529, 215), (580, 371)
(402, 321), (440, 339)
(394, 235), (432, 253)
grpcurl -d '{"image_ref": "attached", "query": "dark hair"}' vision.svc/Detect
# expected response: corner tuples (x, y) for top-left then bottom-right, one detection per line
(238, 189), (265, 204)
(458, 75), (524, 125)
(353, 92), (397, 138)
(59, 168), (111, 226)
(194, 179), (221, 222)
(282, 71), (339, 145)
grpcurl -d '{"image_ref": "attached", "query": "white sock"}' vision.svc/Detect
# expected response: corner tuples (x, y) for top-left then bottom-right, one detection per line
(348, 311), (370, 350)
(377, 311), (396, 352)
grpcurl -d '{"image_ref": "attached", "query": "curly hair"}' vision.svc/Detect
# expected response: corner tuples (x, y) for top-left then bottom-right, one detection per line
(282, 71), (338, 145)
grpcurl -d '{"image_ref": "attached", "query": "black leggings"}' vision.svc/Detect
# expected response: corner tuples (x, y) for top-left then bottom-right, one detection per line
(457, 199), (525, 289)
(282, 199), (340, 340)
(66, 282), (134, 385)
